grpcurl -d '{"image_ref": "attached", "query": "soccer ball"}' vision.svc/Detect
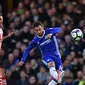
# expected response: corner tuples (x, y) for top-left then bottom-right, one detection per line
(70, 29), (83, 41)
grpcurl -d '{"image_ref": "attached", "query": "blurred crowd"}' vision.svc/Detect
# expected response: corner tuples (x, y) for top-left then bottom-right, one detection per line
(0, 0), (85, 85)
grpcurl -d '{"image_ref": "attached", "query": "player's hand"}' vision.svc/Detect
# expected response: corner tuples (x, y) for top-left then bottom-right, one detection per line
(18, 61), (24, 66)
(7, 32), (15, 37)
(47, 34), (52, 39)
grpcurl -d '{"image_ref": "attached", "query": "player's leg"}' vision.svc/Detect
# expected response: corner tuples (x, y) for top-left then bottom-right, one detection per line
(56, 67), (64, 83)
(48, 61), (59, 83)
(52, 57), (64, 83)
(42, 58), (59, 83)
(2, 68), (7, 85)
(48, 80), (57, 85)
(0, 67), (7, 85)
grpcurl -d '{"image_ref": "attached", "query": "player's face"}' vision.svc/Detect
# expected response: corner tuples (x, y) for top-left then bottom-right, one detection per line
(34, 25), (44, 37)
(0, 16), (3, 25)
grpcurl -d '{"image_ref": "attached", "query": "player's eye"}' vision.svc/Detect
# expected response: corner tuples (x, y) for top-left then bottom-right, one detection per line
(39, 29), (41, 31)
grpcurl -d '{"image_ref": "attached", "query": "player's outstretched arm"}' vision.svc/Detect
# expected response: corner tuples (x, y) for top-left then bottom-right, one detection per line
(18, 40), (37, 66)
(47, 27), (62, 38)
(3, 32), (15, 41)
(54, 27), (64, 38)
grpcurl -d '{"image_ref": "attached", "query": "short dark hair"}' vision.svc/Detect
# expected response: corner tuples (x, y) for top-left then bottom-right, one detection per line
(32, 21), (43, 28)
(0, 13), (2, 16)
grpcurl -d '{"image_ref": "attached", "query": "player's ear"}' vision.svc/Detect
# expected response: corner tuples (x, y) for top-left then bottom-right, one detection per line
(40, 24), (44, 29)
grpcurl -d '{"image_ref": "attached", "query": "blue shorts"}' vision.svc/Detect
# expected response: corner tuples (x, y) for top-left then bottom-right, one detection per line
(42, 56), (63, 71)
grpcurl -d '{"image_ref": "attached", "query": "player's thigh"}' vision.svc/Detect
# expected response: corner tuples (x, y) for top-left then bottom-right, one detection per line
(53, 57), (63, 71)
(47, 62), (55, 68)
(42, 57), (55, 68)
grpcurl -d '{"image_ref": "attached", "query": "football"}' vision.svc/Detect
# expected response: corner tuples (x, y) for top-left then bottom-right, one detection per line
(70, 29), (83, 41)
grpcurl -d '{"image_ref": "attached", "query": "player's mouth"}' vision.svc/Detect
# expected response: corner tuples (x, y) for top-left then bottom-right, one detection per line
(38, 33), (42, 36)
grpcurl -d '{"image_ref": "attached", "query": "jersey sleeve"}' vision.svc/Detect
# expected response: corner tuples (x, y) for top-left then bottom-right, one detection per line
(21, 39), (37, 62)
(48, 27), (61, 35)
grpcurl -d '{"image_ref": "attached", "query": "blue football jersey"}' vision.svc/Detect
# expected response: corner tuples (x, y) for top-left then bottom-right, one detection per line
(21, 27), (61, 62)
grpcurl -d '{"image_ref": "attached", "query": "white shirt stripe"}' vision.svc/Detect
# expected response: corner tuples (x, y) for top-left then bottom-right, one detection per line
(53, 36), (61, 58)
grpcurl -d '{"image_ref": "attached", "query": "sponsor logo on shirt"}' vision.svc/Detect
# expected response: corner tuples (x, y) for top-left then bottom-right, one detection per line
(40, 39), (51, 46)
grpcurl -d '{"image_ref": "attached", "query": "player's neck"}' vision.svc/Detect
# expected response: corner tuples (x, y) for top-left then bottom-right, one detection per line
(37, 30), (45, 38)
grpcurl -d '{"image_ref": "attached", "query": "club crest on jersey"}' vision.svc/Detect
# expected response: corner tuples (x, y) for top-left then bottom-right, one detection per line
(45, 35), (48, 39)
(37, 42), (40, 44)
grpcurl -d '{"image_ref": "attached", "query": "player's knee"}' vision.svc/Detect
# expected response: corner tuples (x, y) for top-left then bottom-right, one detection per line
(47, 62), (55, 68)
